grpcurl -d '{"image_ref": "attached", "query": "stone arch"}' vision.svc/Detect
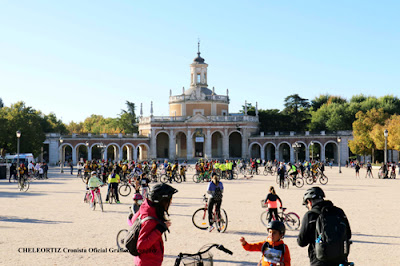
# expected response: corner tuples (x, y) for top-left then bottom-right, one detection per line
(211, 131), (223, 158)
(263, 142), (276, 161)
(175, 131), (187, 159)
(156, 132), (170, 158)
(308, 141), (322, 162)
(136, 143), (150, 161)
(122, 143), (135, 161)
(324, 141), (339, 164)
(229, 131), (242, 158)
(292, 141), (307, 162)
(277, 141), (291, 162)
(75, 143), (89, 162)
(59, 143), (73, 163)
(249, 142), (262, 158)
(105, 143), (121, 162)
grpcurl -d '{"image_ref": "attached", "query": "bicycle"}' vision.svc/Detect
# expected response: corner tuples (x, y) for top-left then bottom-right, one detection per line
(161, 171), (182, 183)
(193, 171), (212, 183)
(306, 171), (328, 185)
(81, 171), (90, 184)
(174, 243), (233, 266)
(284, 173), (304, 188)
(85, 187), (104, 212)
(192, 194), (228, 233)
(107, 185), (118, 204)
(390, 170), (396, 179)
(18, 175), (30, 192)
(260, 200), (300, 230)
(119, 179), (134, 197)
(116, 205), (135, 249)
(263, 166), (274, 176)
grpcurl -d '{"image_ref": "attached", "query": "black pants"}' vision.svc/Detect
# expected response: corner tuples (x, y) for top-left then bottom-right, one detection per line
(106, 183), (119, 201)
(268, 208), (280, 222)
(208, 198), (222, 226)
(279, 175), (285, 188)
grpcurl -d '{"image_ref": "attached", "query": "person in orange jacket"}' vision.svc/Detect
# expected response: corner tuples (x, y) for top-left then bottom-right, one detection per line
(240, 220), (291, 266)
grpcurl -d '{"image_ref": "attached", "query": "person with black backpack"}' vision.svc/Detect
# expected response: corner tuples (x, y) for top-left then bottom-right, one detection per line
(128, 183), (178, 266)
(297, 187), (352, 266)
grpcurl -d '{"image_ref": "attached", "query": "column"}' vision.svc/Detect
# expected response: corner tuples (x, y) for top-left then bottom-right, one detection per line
(275, 146), (279, 162)
(187, 129), (193, 159)
(321, 145), (326, 163)
(261, 144), (265, 161)
(118, 146), (123, 162)
(88, 146), (92, 161)
(305, 146), (310, 161)
(126, 146), (131, 161)
(205, 129), (212, 159)
(222, 128), (229, 159)
(150, 129), (156, 159)
(290, 146), (295, 163)
(49, 139), (59, 166)
(169, 129), (176, 160)
(114, 146), (118, 162)
(72, 148), (77, 165)
(241, 129), (248, 159)
(133, 146), (138, 161)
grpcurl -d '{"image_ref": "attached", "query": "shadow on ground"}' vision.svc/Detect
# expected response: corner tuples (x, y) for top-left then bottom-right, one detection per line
(0, 216), (72, 224)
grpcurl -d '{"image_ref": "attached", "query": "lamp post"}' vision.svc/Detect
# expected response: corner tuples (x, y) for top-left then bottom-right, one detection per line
(384, 129), (388, 165)
(97, 142), (106, 161)
(16, 131), (21, 180)
(310, 141), (314, 162)
(85, 141), (89, 162)
(60, 137), (64, 173)
(337, 137), (342, 174)
(292, 142), (300, 163)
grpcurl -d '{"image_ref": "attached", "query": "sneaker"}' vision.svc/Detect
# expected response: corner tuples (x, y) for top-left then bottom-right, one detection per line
(208, 226), (214, 232)
(117, 201), (121, 204)
(90, 203), (93, 208)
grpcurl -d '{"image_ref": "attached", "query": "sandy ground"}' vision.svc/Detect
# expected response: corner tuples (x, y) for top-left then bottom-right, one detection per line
(1, 166), (400, 266)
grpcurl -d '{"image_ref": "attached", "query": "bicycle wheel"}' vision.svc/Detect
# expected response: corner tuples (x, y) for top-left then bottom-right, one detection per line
(319, 175), (328, 185)
(160, 174), (169, 184)
(192, 208), (208, 230)
(260, 210), (271, 228)
(20, 181), (30, 192)
(263, 169), (269, 176)
(216, 209), (228, 233)
(295, 177), (304, 188)
(175, 175), (182, 183)
(116, 229), (128, 249)
(98, 192), (103, 212)
(276, 175), (280, 185)
(118, 184), (131, 197)
(192, 174), (200, 183)
(232, 171), (238, 179)
(306, 176), (315, 185)
(284, 212), (300, 230)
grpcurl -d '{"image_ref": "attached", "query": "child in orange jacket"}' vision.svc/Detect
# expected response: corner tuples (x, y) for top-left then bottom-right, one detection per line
(240, 220), (290, 266)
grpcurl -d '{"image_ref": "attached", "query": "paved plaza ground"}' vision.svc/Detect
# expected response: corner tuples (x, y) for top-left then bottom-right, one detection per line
(1, 166), (400, 266)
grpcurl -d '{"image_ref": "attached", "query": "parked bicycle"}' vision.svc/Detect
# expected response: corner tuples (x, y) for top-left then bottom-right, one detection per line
(174, 243), (233, 266)
(260, 200), (300, 230)
(192, 194), (228, 233)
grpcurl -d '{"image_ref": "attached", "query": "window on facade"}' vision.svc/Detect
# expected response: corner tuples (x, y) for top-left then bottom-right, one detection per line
(197, 74), (201, 83)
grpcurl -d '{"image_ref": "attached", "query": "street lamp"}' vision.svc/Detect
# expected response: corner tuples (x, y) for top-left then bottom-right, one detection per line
(384, 129), (388, 164)
(337, 137), (342, 174)
(97, 142), (106, 160)
(85, 141), (89, 161)
(292, 142), (300, 163)
(16, 131), (21, 180)
(310, 141), (314, 162)
(60, 137), (64, 173)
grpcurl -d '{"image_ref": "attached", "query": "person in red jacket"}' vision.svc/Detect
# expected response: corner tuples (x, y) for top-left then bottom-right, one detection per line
(240, 220), (291, 266)
(130, 183), (178, 266)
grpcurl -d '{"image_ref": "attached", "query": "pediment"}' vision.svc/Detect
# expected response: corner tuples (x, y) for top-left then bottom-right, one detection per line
(186, 114), (209, 123)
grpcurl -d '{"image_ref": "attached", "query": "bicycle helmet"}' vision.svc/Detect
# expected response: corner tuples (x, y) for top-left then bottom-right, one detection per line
(267, 220), (286, 236)
(302, 186), (325, 205)
(149, 183), (178, 203)
(133, 193), (143, 200)
(91, 171), (97, 176)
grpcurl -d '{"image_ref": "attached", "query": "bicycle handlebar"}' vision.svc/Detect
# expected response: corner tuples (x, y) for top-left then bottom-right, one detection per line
(174, 244), (233, 266)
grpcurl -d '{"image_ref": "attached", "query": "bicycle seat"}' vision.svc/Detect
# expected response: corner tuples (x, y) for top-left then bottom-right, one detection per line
(282, 207), (287, 211)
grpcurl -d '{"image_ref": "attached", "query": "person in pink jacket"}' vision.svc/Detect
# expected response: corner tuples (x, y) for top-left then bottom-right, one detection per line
(264, 186), (283, 223)
(130, 183), (178, 266)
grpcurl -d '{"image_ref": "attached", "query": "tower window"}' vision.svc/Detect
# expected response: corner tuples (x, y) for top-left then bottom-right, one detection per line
(197, 74), (201, 83)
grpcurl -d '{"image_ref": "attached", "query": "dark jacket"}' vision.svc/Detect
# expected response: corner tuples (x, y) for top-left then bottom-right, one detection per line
(297, 200), (351, 266)
(131, 199), (167, 266)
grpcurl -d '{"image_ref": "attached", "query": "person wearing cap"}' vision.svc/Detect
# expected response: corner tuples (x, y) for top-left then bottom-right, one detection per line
(87, 171), (104, 208)
(297, 187), (351, 266)
(130, 183), (178, 266)
(240, 220), (291, 265)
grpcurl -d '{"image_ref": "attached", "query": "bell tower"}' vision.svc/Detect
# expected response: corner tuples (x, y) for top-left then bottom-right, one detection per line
(190, 41), (208, 89)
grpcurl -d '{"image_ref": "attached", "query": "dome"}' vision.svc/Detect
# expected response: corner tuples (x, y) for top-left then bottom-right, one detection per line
(193, 52), (205, 64)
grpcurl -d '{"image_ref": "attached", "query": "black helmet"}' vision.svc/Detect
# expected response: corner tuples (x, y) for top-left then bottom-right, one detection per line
(267, 220), (285, 236)
(302, 187), (325, 205)
(149, 183), (178, 203)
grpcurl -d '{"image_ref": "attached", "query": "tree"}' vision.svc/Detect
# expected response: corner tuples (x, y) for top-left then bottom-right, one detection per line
(0, 98), (3, 108)
(282, 94), (311, 131)
(118, 101), (138, 133)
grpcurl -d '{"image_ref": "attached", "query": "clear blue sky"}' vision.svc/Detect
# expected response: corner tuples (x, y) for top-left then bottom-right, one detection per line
(1, 1), (399, 123)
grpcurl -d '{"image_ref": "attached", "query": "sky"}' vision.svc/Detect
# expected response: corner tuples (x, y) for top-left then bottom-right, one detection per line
(1, 0), (399, 124)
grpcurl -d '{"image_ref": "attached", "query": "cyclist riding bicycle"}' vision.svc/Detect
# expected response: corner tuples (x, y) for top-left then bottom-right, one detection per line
(106, 169), (120, 203)
(287, 163), (298, 185)
(87, 171), (104, 208)
(206, 173), (224, 232)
